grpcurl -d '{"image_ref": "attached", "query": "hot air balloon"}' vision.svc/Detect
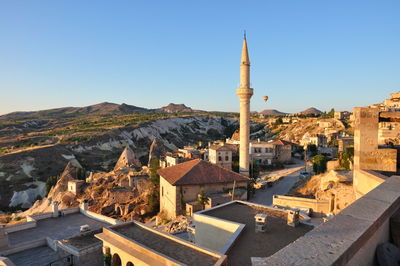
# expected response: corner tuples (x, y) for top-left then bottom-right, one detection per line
(263, 96), (269, 103)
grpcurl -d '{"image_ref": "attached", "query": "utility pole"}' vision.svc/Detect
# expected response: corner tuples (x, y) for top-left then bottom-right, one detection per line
(232, 180), (236, 201)
(304, 144), (308, 173)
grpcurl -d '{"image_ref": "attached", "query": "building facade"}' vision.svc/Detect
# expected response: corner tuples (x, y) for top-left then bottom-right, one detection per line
(158, 159), (249, 219)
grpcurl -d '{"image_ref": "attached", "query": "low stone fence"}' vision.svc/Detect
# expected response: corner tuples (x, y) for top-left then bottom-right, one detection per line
(61, 207), (80, 216)
(4, 221), (36, 234)
(80, 208), (121, 225)
(272, 195), (332, 216)
(253, 175), (400, 266)
(0, 238), (46, 256)
(27, 212), (53, 221)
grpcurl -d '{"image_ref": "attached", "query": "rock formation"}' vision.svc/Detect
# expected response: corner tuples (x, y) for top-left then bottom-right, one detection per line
(148, 138), (168, 165)
(114, 146), (142, 171)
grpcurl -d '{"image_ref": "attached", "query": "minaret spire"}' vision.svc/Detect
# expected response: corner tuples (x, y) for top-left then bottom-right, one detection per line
(236, 34), (254, 176)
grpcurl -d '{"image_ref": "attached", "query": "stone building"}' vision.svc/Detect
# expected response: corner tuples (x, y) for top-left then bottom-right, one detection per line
(334, 111), (351, 120)
(249, 139), (293, 165)
(157, 159), (249, 219)
(338, 137), (354, 153)
(67, 179), (84, 195)
(178, 146), (201, 159)
(300, 132), (327, 147)
(208, 144), (232, 170)
(159, 153), (187, 168)
(353, 106), (398, 199)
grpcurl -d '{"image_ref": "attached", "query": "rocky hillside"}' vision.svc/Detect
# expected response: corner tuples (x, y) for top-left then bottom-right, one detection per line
(20, 155), (156, 223)
(272, 118), (345, 144)
(0, 116), (239, 210)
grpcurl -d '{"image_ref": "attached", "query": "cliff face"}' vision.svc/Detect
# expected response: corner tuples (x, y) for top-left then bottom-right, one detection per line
(0, 116), (238, 209)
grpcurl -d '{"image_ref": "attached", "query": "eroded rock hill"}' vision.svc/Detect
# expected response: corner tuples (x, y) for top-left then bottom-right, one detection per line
(0, 116), (238, 209)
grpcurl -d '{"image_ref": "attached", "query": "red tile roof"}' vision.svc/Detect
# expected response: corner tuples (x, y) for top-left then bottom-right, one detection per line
(157, 159), (250, 186)
(271, 139), (298, 146)
(209, 145), (232, 151)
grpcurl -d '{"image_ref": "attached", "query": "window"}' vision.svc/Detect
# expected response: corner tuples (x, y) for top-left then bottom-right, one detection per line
(225, 156), (229, 161)
(218, 156), (222, 161)
(162, 187), (164, 196)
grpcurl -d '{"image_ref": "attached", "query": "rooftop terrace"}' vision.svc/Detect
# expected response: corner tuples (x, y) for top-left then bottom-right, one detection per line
(112, 223), (220, 266)
(8, 213), (109, 246)
(197, 202), (313, 266)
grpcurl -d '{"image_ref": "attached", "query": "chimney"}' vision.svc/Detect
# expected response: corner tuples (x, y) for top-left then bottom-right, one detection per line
(52, 201), (59, 218)
(80, 199), (89, 211)
(255, 213), (267, 233)
(287, 209), (300, 227)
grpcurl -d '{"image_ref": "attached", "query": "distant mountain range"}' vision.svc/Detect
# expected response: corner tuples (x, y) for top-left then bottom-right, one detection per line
(0, 102), (202, 121)
(259, 107), (323, 116)
(260, 109), (288, 116)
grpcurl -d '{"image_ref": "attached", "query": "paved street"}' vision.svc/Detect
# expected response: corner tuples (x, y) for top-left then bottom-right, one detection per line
(250, 159), (310, 206)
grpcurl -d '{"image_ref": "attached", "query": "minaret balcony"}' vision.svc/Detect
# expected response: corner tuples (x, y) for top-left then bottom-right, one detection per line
(236, 88), (254, 98)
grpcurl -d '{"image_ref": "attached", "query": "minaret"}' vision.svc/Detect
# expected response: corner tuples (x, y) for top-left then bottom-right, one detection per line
(236, 32), (253, 176)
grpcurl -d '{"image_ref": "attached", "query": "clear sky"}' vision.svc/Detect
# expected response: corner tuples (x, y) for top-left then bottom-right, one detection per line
(0, 1), (399, 115)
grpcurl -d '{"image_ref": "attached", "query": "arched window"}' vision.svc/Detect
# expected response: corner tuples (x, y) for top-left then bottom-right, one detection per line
(112, 253), (122, 266)
(126, 262), (134, 266)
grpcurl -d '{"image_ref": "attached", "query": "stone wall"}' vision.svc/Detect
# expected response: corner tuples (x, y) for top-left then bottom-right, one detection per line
(353, 107), (397, 172)
(159, 176), (178, 219)
(272, 195), (332, 216)
(353, 169), (386, 199)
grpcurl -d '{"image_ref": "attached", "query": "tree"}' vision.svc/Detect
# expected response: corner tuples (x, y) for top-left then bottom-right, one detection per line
(312, 155), (327, 174)
(45, 175), (59, 195)
(232, 155), (239, 173)
(149, 158), (160, 185)
(308, 144), (318, 157)
(197, 189), (209, 209)
(339, 147), (354, 169)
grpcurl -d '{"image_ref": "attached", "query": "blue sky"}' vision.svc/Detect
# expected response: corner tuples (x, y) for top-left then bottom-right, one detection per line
(0, 1), (399, 115)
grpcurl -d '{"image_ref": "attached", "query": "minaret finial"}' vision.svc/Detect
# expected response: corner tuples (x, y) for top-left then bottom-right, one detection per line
(244, 30), (246, 40)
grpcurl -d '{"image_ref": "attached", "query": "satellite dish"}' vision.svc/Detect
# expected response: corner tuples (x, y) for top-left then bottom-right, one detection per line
(263, 96), (269, 103)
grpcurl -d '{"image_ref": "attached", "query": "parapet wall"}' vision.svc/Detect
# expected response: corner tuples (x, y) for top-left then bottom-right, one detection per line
(253, 175), (400, 266)
(272, 195), (332, 216)
(79, 208), (122, 225)
(353, 169), (386, 199)
(193, 209), (244, 254)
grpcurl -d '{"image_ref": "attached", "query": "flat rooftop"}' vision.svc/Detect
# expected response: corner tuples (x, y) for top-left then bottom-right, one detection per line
(8, 213), (110, 246)
(7, 246), (62, 266)
(113, 223), (219, 266)
(60, 229), (103, 249)
(201, 202), (313, 266)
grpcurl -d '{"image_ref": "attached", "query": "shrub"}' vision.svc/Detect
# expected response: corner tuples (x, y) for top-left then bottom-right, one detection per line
(312, 155), (327, 174)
